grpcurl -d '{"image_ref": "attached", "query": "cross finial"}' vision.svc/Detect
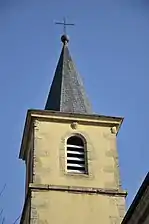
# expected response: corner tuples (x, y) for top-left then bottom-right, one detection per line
(55, 17), (75, 35)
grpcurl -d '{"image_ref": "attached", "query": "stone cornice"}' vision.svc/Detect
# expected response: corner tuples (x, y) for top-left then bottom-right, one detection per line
(28, 109), (124, 125)
(29, 183), (127, 197)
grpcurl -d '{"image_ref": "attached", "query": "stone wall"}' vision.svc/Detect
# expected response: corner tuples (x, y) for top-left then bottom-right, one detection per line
(30, 189), (125, 224)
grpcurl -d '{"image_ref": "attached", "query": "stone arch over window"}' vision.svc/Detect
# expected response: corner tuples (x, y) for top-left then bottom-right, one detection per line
(66, 134), (88, 174)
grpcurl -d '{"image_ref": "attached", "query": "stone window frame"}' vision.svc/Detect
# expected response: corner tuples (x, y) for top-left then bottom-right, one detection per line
(59, 130), (94, 179)
(65, 133), (88, 175)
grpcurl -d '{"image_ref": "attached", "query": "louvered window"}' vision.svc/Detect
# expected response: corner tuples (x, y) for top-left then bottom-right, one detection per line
(66, 136), (87, 174)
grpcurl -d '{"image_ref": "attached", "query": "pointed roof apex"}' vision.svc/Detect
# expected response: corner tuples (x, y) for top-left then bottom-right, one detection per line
(45, 35), (92, 114)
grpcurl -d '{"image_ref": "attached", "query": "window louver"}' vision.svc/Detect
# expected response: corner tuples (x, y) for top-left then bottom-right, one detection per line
(66, 136), (86, 174)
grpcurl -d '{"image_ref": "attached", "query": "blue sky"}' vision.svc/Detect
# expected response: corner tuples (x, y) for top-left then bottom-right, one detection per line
(0, 0), (149, 223)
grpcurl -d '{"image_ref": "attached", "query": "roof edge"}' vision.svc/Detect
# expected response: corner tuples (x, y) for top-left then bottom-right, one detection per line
(29, 108), (124, 122)
(122, 172), (149, 223)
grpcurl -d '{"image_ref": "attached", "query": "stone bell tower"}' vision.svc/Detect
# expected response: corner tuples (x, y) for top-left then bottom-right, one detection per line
(19, 33), (126, 223)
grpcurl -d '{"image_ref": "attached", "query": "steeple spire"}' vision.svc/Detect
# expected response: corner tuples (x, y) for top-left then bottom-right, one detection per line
(45, 34), (92, 114)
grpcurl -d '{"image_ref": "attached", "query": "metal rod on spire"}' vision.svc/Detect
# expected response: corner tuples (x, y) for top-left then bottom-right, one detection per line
(55, 17), (75, 35)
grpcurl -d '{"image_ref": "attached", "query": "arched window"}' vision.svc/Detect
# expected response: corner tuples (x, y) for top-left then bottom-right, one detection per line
(66, 136), (87, 174)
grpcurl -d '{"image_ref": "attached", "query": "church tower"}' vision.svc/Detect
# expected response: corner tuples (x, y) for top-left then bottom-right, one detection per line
(19, 34), (126, 224)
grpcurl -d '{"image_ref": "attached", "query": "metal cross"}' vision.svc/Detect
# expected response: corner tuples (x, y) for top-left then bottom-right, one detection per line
(55, 17), (75, 35)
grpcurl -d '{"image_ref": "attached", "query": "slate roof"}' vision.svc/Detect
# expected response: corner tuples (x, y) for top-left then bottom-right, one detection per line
(122, 172), (149, 223)
(45, 35), (92, 114)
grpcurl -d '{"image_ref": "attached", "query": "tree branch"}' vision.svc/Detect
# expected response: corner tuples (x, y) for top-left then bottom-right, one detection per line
(12, 215), (21, 224)
(0, 184), (6, 198)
